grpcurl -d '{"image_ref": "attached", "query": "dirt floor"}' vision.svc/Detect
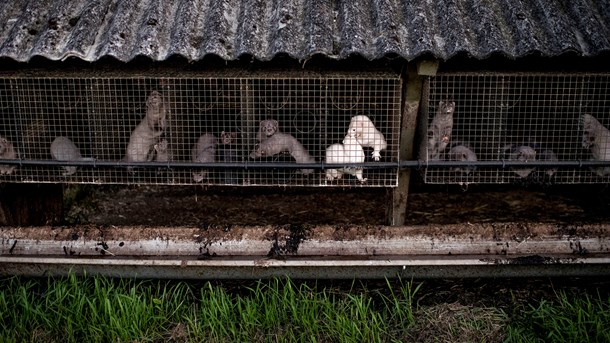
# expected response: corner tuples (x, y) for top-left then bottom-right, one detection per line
(66, 181), (610, 229)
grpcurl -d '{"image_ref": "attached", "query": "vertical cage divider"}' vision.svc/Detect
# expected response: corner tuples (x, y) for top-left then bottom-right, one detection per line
(240, 77), (256, 185)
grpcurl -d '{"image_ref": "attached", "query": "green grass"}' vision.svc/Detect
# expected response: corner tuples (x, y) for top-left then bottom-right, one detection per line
(506, 289), (610, 343)
(0, 275), (608, 342)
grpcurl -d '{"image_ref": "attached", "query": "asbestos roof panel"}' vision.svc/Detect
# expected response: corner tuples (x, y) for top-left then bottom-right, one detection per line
(0, 0), (608, 63)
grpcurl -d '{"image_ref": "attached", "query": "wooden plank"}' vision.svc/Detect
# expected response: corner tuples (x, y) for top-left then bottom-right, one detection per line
(387, 63), (425, 225)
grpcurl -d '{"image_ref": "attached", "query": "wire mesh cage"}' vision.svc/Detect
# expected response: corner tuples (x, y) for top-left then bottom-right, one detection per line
(0, 70), (401, 187)
(419, 72), (610, 184)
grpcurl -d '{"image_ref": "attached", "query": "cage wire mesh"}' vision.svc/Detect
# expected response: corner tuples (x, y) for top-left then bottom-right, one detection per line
(0, 71), (401, 187)
(420, 72), (610, 184)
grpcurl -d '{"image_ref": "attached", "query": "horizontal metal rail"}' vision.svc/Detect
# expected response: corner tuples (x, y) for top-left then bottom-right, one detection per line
(1, 159), (609, 170)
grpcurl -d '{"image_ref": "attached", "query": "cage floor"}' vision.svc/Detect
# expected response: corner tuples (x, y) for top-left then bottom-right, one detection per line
(55, 184), (610, 231)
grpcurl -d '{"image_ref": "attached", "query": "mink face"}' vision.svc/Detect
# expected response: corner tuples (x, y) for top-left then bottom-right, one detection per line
(144, 91), (168, 132)
(220, 131), (238, 145)
(256, 120), (279, 142)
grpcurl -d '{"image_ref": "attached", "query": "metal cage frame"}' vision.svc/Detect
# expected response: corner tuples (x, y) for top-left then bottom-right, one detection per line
(419, 72), (610, 184)
(0, 70), (402, 187)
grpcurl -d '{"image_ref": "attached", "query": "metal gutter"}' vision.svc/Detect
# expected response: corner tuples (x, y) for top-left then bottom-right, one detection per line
(1, 224), (608, 278)
(1, 255), (608, 279)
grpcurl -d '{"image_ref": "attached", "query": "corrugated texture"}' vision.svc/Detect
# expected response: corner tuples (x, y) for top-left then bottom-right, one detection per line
(0, 0), (609, 63)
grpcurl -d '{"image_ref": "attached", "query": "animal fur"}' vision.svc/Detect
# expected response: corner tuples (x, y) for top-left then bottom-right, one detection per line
(347, 115), (387, 161)
(504, 144), (536, 178)
(124, 91), (168, 163)
(249, 132), (315, 175)
(192, 133), (218, 182)
(582, 114), (610, 176)
(427, 100), (455, 160)
(0, 136), (17, 175)
(528, 139), (559, 177)
(124, 121), (164, 162)
(145, 91), (168, 131)
(50, 136), (94, 176)
(447, 143), (477, 176)
(256, 119), (279, 142)
(325, 131), (367, 182)
(153, 138), (172, 162)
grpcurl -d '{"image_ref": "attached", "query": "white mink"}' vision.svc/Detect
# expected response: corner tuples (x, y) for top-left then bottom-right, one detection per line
(249, 132), (315, 175)
(124, 120), (164, 163)
(427, 100), (455, 160)
(192, 133), (218, 182)
(0, 136), (17, 175)
(325, 130), (367, 183)
(348, 114), (387, 161)
(124, 91), (168, 163)
(145, 91), (168, 131)
(256, 119), (279, 143)
(50, 136), (95, 176)
(504, 144), (536, 178)
(447, 144), (477, 176)
(582, 113), (610, 176)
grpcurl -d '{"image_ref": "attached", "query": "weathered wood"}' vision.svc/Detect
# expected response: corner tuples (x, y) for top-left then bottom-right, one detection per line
(416, 60), (440, 76)
(387, 63), (427, 225)
(0, 184), (63, 226)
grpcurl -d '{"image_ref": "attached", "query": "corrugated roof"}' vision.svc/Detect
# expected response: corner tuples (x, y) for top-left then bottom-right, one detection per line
(0, 0), (609, 63)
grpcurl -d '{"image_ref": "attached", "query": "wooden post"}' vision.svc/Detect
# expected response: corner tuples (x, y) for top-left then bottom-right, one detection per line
(387, 60), (438, 225)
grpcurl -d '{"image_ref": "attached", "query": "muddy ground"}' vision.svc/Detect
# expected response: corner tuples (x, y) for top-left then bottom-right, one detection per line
(67, 181), (610, 229)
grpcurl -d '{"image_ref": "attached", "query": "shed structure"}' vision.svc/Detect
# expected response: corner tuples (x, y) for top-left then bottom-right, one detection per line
(0, 0), (610, 278)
